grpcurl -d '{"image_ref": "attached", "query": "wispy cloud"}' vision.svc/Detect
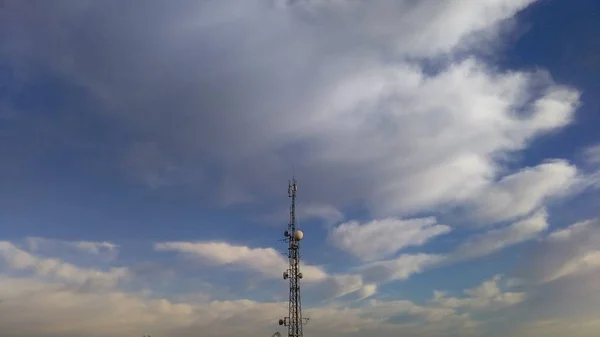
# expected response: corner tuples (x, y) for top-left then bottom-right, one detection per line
(451, 210), (549, 261)
(154, 241), (371, 301)
(583, 144), (600, 165)
(26, 237), (119, 260)
(0, 241), (128, 288)
(432, 275), (525, 311)
(330, 217), (450, 262)
(0, 268), (515, 337)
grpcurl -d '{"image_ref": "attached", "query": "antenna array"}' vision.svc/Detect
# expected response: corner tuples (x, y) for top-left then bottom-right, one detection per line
(278, 178), (308, 337)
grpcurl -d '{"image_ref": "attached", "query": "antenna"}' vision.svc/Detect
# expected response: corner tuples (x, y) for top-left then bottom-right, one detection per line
(278, 177), (308, 337)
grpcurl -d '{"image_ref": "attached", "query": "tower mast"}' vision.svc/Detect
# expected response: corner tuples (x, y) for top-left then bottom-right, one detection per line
(278, 178), (308, 337)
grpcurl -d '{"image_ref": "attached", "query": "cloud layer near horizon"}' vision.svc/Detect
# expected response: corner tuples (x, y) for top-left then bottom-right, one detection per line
(1, 219), (600, 337)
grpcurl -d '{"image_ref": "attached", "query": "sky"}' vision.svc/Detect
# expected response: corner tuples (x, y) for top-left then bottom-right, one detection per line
(1, 0), (600, 336)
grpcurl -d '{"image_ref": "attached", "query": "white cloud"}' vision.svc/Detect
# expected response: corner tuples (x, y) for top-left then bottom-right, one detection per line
(537, 218), (600, 283)
(155, 241), (289, 278)
(451, 210), (549, 260)
(544, 250), (600, 283)
(522, 217), (600, 284)
(0, 241), (129, 288)
(358, 253), (445, 284)
(481, 219), (600, 337)
(0, 275), (51, 300)
(154, 241), (373, 300)
(493, 267), (600, 337)
(583, 143), (600, 165)
(547, 219), (594, 241)
(1, 234), (598, 337)
(433, 275), (525, 311)
(465, 161), (577, 224)
(26, 237), (119, 259)
(330, 217), (450, 262)
(346, 67), (579, 220)
(302, 204), (345, 225)
(73, 241), (119, 255)
(278, 0), (538, 58)
(307, 274), (368, 301)
(357, 283), (378, 300)
(0, 272), (485, 337)
(0, 0), (581, 223)
(350, 211), (549, 284)
(155, 241), (327, 281)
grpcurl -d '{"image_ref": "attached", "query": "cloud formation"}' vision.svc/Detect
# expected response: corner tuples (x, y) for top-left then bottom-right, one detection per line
(26, 237), (119, 260)
(0, 215), (598, 337)
(433, 275), (525, 311)
(358, 253), (445, 284)
(464, 161), (577, 224)
(451, 210), (549, 260)
(1, 0), (600, 336)
(583, 144), (600, 165)
(154, 240), (373, 301)
(0, 262), (522, 337)
(0, 0), (582, 225)
(0, 241), (128, 288)
(527, 217), (600, 283)
(330, 217), (450, 262)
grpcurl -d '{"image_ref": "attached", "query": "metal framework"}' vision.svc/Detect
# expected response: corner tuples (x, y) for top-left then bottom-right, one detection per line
(278, 178), (308, 337)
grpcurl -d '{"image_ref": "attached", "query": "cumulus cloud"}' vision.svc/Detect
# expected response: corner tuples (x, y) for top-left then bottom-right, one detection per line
(0, 233), (596, 337)
(0, 241), (129, 288)
(432, 275), (525, 311)
(155, 241), (324, 281)
(155, 241), (285, 277)
(0, 0), (582, 224)
(349, 211), (549, 284)
(154, 241), (371, 300)
(330, 217), (450, 262)
(0, 276), (266, 337)
(1, 0), (597, 336)
(0, 272), (489, 337)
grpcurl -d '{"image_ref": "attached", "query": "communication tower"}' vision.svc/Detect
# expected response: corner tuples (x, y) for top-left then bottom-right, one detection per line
(278, 178), (308, 337)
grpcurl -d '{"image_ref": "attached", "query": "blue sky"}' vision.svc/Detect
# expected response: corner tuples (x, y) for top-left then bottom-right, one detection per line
(1, 1), (600, 336)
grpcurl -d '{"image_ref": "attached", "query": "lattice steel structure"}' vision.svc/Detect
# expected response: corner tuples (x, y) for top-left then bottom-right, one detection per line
(278, 178), (308, 337)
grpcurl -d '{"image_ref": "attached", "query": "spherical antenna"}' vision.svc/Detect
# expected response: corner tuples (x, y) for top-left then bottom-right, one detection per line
(293, 230), (304, 241)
